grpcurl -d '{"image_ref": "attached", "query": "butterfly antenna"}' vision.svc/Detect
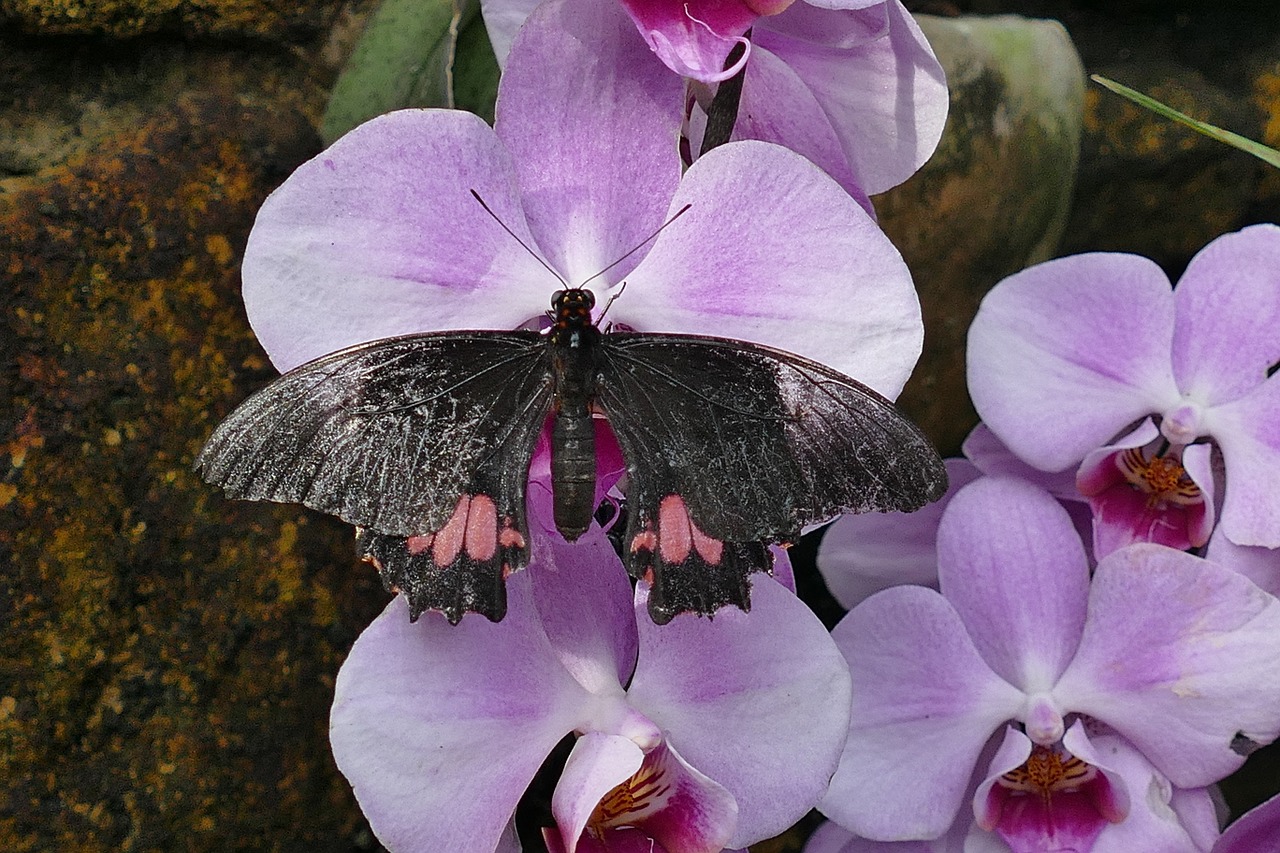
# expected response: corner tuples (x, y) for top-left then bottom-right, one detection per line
(470, 189), (567, 286)
(578, 203), (692, 290)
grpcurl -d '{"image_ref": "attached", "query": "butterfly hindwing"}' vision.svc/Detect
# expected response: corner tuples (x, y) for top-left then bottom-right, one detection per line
(196, 331), (555, 621)
(596, 333), (947, 620)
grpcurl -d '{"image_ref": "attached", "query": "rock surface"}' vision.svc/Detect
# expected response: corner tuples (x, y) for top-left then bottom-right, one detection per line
(881, 14), (1085, 455)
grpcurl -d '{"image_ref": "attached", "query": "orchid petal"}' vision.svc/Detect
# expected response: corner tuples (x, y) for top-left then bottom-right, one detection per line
(937, 478), (1090, 692)
(623, 140), (922, 396)
(496, 0), (685, 284)
(480, 0), (540, 65)
(242, 110), (555, 371)
(1207, 526), (1280, 598)
(526, 497), (639, 696)
(804, 820), (944, 853)
(759, 0), (888, 51)
(1205, 375), (1280, 547)
(816, 458), (980, 609)
(628, 741), (739, 853)
(753, 0), (947, 194)
(967, 253), (1183, 472)
(329, 587), (586, 852)
(1054, 544), (1280, 787)
(823, 586), (1025, 840)
(628, 575), (852, 848)
(975, 724), (1118, 853)
(551, 733), (645, 853)
(618, 0), (756, 82)
(962, 423), (1082, 500)
(729, 43), (874, 212)
(1075, 419), (1159, 496)
(1215, 792), (1280, 853)
(1082, 731), (1212, 853)
(1171, 224), (1280, 405)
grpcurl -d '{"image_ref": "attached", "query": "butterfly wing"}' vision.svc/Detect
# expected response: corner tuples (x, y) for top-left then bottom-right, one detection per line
(596, 333), (946, 623)
(196, 331), (555, 622)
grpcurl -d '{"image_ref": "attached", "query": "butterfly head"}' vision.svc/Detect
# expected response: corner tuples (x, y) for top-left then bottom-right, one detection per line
(551, 288), (597, 332)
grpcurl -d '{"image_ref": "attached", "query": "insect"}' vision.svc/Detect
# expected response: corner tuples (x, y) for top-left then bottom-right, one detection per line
(196, 282), (947, 624)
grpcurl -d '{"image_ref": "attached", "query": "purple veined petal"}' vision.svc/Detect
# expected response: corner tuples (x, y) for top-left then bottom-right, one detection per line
(753, 0), (947, 194)
(1053, 544), (1280, 788)
(822, 586), (1025, 841)
(621, 140), (923, 397)
(816, 458), (980, 609)
(1171, 224), (1280, 405)
(759, 0), (889, 51)
(973, 723), (1121, 853)
(1204, 375), (1280, 547)
(726, 43), (874, 213)
(1076, 424), (1214, 559)
(1207, 525), (1280, 598)
(549, 732), (645, 853)
(497, 0), (685, 284)
(623, 741), (739, 853)
(1215, 792), (1280, 853)
(967, 253), (1184, 473)
(962, 423), (1082, 501)
(329, 582), (589, 852)
(243, 109), (558, 371)
(1080, 729), (1215, 853)
(479, 0), (540, 65)
(937, 478), (1091, 693)
(617, 0), (757, 82)
(627, 575), (852, 848)
(546, 826), (665, 853)
(549, 737), (738, 853)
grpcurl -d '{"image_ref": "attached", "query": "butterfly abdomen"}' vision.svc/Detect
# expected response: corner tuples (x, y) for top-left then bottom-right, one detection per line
(548, 288), (603, 541)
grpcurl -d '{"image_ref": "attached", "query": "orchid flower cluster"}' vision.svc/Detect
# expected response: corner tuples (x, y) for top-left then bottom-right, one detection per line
(231, 0), (1280, 849)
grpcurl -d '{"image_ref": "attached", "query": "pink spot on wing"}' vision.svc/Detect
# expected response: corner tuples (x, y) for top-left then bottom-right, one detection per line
(498, 517), (526, 549)
(657, 495), (724, 565)
(658, 495), (693, 563)
(406, 534), (434, 556)
(630, 529), (658, 553)
(464, 495), (498, 561)
(432, 496), (470, 566)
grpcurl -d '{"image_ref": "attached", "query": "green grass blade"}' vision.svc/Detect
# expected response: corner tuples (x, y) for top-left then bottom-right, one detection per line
(1091, 74), (1280, 169)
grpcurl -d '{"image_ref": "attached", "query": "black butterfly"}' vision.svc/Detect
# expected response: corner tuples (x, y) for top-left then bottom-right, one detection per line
(196, 287), (946, 624)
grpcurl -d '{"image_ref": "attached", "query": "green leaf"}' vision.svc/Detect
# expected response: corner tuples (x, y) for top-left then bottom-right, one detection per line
(452, 11), (500, 125)
(321, 0), (481, 145)
(1091, 74), (1280, 169)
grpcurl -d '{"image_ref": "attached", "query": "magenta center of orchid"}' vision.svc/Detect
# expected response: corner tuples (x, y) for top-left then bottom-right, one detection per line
(589, 748), (674, 834)
(998, 744), (1096, 802)
(1117, 446), (1202, 509)
(1159, 402), (1206, 445)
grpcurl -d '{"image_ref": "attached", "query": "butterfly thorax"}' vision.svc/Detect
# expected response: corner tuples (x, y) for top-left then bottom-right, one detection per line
(548, 288), (605, 541)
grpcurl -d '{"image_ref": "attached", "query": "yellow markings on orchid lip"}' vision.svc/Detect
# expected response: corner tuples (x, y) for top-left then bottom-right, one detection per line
(1118, 447), (1202, 508)
(1000, 746), (1097, 803)
(589, 753), (674, 832)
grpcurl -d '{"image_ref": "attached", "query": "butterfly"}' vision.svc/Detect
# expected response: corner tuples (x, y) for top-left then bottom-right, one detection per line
(196, 286), (947, 624)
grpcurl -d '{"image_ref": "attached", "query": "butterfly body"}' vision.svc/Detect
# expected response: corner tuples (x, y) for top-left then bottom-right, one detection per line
(196, 289), (947, 624)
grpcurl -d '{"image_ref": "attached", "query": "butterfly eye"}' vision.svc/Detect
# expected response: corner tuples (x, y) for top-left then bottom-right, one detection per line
(581, 290), (597, 309)
(551, 289), (566, 307)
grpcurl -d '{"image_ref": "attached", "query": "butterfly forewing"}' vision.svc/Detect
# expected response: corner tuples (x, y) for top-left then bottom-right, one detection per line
(196, 331), (556, 621)
(596, 333), (946, 621)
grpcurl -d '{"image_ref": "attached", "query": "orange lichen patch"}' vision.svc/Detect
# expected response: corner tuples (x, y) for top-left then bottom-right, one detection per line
(1, 0), (333, 40)
(0, 92), (381, 849)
